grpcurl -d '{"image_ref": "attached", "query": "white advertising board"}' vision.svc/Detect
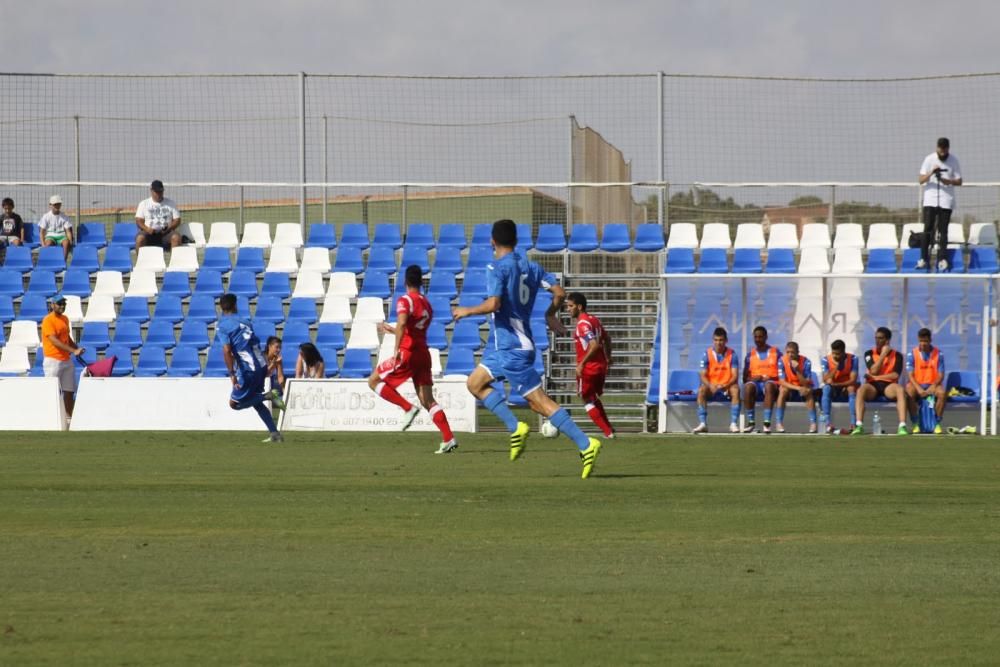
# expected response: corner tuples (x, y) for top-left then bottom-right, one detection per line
(70, 377), (267, 431)
(279, 378), (477, 432)
(0, 377), (67, 430)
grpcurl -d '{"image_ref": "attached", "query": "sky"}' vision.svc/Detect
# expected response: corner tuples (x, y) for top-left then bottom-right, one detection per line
(3, 0), (999, 78)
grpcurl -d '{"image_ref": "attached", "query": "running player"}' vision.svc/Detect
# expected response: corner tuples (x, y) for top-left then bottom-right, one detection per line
(564, 292), (615, 438)
(368, 264), (457, 454)
(742, 326), (780, 433)
(775, 341), (818, 433)
(819, 339), (859, 433)
(692, 327), (740, 434)
(217, 293), (286, 442)
(454, 219), (602, 478)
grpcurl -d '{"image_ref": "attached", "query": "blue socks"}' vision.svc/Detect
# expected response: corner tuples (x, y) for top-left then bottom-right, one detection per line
(252, 402), (278, 432)
(483, 389), (519, 432)
(550, 407), (590, 451)
(808, 409), (817, 425)
(821, 385), (833, 422)
(746, 407), (755, 424)
(774, 406), (784, 424)
(848, 393), (857, 424)
(763, 408), (773, 424)
(729, 404), (740, 424)
(697, 404), (708, 424)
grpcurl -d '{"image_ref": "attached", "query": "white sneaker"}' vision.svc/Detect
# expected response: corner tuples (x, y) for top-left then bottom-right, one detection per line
(915, 259), (927, 270)
(262, 432), (284, 443)
(729, 423), (740, 433)
(825, 424), (835, 435)
(775, 423), (786, 433)
(400, 406), (420, 431)
(762, 423), (772, 434)
(808, 423), (818, 434)
(937, 258), (949, 272)
(435, 439), (458, 454)
(692, 422), (708, 434)
(741, 422), (756, 433)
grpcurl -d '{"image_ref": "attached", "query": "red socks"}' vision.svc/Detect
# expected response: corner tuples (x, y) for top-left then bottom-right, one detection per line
(585, 400), (614, 437)
(376, 382), (413, 412)
(429, 404), (454, 442)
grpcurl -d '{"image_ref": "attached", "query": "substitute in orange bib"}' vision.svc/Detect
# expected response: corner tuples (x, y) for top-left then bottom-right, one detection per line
(853, 326), (909, 436)
(820, 339), (859, 434)
(905, 328), (946, 434)
(565, 292), (615, 438)
(692, 327), (741, 434)
(775, 341), (818, 433)
(742, 326), (780, 433)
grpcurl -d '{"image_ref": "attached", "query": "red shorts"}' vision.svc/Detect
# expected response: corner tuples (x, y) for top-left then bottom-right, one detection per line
(577, 371), (606, 401)
(377, 348), (433, 389)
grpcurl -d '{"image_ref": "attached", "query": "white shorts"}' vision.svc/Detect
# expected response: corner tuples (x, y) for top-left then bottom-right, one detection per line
(43, 357), (77, 393)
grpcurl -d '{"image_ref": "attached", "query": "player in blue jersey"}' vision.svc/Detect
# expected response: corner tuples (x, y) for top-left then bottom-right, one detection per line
(453, 219), (602, 479)
(217, 293), (286, 442)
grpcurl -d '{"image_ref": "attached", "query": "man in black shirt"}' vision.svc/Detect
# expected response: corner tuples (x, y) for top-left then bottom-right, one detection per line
(0, 198), (24, 246)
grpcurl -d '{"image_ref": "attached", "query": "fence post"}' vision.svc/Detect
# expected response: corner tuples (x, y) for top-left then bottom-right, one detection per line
(322, 114), (328, 224)
(567, 115), (575, 232)
(298, 72), (307, 237)
(238, 186), (245, 234)
(74, 115), (81, 229)
(657, 71), (665, 230)
(827, 185), (836, 235)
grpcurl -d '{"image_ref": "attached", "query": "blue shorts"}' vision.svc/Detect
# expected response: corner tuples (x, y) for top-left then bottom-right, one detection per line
(479, 347), (506, 382)
(231, 366), (267, 406)
(500, 349), (542, 397)
(748, 379), (777, 396)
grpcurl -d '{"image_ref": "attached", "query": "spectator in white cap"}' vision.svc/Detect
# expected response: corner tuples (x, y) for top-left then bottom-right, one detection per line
(135, 179), (182, 249)
(38, 195), (74, 260)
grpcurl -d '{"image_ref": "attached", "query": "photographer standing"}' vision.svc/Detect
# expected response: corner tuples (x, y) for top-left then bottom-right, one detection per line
(917, 137), (962, 271)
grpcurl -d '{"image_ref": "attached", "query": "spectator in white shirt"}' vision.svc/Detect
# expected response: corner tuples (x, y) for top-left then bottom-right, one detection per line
(38, 195), (74, 260)
(917, 137), (963, 272)
(135, 179), (182, 249)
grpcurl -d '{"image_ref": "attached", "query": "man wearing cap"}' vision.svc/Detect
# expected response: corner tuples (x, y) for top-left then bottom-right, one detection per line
(135, 180), (182, 249)
(41, 294), (85, 419)
(38, 195), (74, 260)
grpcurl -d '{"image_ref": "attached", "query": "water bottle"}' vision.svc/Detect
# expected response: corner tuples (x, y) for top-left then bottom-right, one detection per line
(818, 412), (826, 435)
(872, 412), (883, 436)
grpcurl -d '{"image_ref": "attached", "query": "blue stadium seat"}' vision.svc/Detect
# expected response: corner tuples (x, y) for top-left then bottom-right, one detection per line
(17, 294), (50, 322)
(443, 347), (475, 376)
(306, 223), (337, 249)
(946, 371), (981, 404)
(60, 268), (93, 299)
(697, 248), (729, 273)
(450, 319), (483, 349)
(900, 248), (924, 273)
(437, 224), (467, 250)
(186, 294), (219, 323)
(427, 272), (457, 300)
(316, 347), (340, 377)
(226, 269), (259, 300)
(428, 295), (453, 324)
(366, 244), (398, 274)
(600, 223), (631, 252)
(341, 349), (373, 378)
(35, 246), (66, 273)
(112, 319), (144, 349)
(339, 223), (370, 249)
(426, 320), (448, 349)
(466, 244), (494, 269)
(969, 247), (999, 274)
(400, 245), (430, 275)
(77, 222), (108, 249)
(865, 248), (898, 273)
(80, 321), (111, 350)
(135, 346), (168, 377)
(664, 248), (696, 273)
(534, 224), (567, 252)
(359, 270), (391, 299)
(531, 291), (552, 319)
(433, 247), (464, 274)
(201, 247), (232, 274)
(944, 248), (966, 273)
(567, 222), (599, 252)
(234, 247), (266, 275)
(2, 245), (33, 273)
(461, 268), (487, 298)
(26, 270), (58, 297)
(332, 245), (365, 274)
(118, 296), (150, 324)
(145, 319), (177, 349)
(405, 223), (436, 249)
(167, 344), (203, 377)
(0, 295), (14, 323)
(733, 248), (762, 273)
(516, 224), (533, 251)
(667, 370), (700, 401)
(250, 319), (275, 342)
(259, 272), (291, 300)
(109, 223), (137, 249)
(456, 292), (486, 324)
(531, 319), (549, 351)
(372, 223), (403, 250)
(634, 224), (666, 252)
(160, 271), (191, 299)
(471, 223), (493, 246)
(105, 345), (134, 377)
(281, 349), (299, 377)
(203, 343), (228, 377)
(0, 268), (23, 298)
(178, 319), (211, 350)
(21, 222), (41, 249)
(315, 322), (346, 350)
(287, 297), (318, 325)
(27, 347), (43, 375)
(101, 245), (133, 274)
(282, 320), (312, 349)
(69, 244), (100, 273)
(764, 248), (797, 273)
(152, 295), (184, 324)
(253, 295), (285, 324)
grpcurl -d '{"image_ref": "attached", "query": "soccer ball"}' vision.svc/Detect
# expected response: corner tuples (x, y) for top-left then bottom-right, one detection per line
(540, 420), (559, 438)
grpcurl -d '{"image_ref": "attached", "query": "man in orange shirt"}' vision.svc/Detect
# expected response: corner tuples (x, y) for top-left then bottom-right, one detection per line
(41, 293), (85, 417)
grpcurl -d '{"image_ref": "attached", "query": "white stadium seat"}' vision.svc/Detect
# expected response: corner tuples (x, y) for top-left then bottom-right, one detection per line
(733, 223), (766, 249)
(134, 246), (166, 275)
(125, 270), (158, 298)
(83, 295), (117, 323)
(900, 223), (923, 249)
(346, 320), (380, 350)
(0, 345), (30, 374)
(266, 246), (299, 276)
(766, 223), (799, 249)
(179, 222), (206, 248)
(353, 297), (386, 323)
(291, 271), (325, 300)
(63, 295), (84, 325)
(969, 222), (998, 246)
(325, 272), (358, 299)
(798, 247), (830, 274)
(272, 223), (305, 249)
(865, 223), (899, 250)
(377, 332), (396, 363)
(833, 223), (865, 249)
(799, 223), (831, 249)
(299, 247), (332, 275)
(831, 247), (864, 274)
(665, 223), (698, 249)
(206, 222), (239, 249)
(240, 222), (272, 249)
(699, 223), (732, 249)
(165, 245), (200, 273)
(319, 296), (353, 324)
(947, 223), (966, 247)
(7, 321), (41, 351)
(92, 271), (125, 299)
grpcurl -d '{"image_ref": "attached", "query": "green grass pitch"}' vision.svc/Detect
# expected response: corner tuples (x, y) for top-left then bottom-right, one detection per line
(2, 430), (1000, 665)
